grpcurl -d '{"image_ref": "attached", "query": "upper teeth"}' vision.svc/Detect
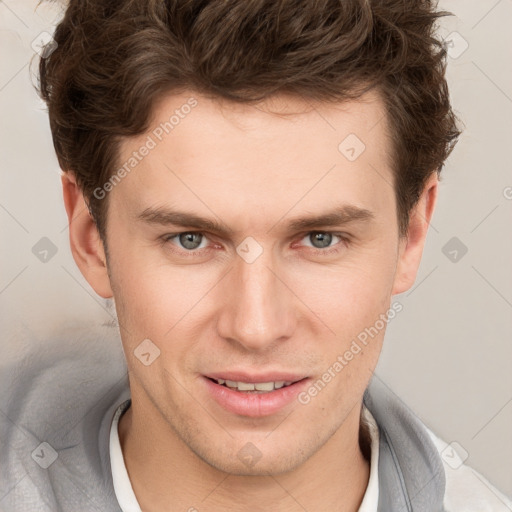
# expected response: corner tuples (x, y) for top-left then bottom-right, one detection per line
(216, 379), (293, 391)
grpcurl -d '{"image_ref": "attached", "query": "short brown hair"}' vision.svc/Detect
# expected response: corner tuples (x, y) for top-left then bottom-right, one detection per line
(38, 0), (462, 238)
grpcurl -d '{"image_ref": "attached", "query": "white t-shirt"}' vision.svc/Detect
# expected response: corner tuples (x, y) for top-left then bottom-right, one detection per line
(109, 402), (380, 512)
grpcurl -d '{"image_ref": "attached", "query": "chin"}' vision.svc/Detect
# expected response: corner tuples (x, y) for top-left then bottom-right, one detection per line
(195, 442), (310, 477)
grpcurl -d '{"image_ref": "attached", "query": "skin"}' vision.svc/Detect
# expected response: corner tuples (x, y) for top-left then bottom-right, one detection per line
(62, 89), (438, 512)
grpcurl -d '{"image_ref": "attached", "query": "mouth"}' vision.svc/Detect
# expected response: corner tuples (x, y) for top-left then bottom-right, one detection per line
(202, 374), (310, 417)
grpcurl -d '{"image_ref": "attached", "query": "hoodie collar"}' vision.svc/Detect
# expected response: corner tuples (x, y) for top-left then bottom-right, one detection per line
(363, 376), (446, 512)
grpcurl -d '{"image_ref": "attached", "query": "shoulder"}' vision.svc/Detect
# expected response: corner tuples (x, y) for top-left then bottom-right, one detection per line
(363, 378), (511, 511)
(1, 324), (130, 511)
(425, 427), (512, 512)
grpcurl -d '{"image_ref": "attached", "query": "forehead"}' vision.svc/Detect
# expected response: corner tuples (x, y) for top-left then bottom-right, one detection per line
(142, 88), (391, 160)
(113, 89), (395, 231)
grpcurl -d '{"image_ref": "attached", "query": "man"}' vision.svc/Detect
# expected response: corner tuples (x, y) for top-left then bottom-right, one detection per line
(1, 0), (511, 511)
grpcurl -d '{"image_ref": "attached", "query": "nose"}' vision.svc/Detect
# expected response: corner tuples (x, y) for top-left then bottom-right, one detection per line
(215, 245), (296, 352)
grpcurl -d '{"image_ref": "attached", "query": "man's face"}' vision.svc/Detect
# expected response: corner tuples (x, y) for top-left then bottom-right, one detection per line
(104, 90), (404, 474)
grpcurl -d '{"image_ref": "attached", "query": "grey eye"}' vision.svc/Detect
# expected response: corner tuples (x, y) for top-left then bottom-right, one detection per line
(309, 232), (333, 249)
(178, 232), (204, 250)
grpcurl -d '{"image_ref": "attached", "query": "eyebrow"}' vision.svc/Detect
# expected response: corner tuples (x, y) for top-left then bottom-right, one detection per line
(137, 204), (375, 236)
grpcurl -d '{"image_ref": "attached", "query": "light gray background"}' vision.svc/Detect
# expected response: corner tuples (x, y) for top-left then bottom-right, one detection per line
(1, 0), (511, 500)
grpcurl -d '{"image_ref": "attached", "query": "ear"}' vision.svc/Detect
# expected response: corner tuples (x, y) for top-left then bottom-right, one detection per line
(392, 172), (439, 295)
(62, 172), (113, 298)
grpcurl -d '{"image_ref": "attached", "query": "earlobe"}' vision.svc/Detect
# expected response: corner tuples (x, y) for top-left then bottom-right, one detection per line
(392, 173), (439, 295)
(62, 172), (113, 299)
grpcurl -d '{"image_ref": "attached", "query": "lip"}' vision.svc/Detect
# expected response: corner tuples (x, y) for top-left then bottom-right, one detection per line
(202, 375), (311, 417)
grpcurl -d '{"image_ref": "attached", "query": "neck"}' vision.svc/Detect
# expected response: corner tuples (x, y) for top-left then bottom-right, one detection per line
(118, 397), (370, 512)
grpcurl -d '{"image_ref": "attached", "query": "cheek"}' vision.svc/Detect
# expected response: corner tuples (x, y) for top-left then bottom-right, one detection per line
(290, 251), (397, 332)
(287, 246), (398, 392)
(293, 261), (394, 410)
(109, 250), (221, 342)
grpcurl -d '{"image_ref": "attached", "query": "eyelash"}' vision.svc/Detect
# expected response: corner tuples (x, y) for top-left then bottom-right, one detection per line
(159, 231), (349, 258)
